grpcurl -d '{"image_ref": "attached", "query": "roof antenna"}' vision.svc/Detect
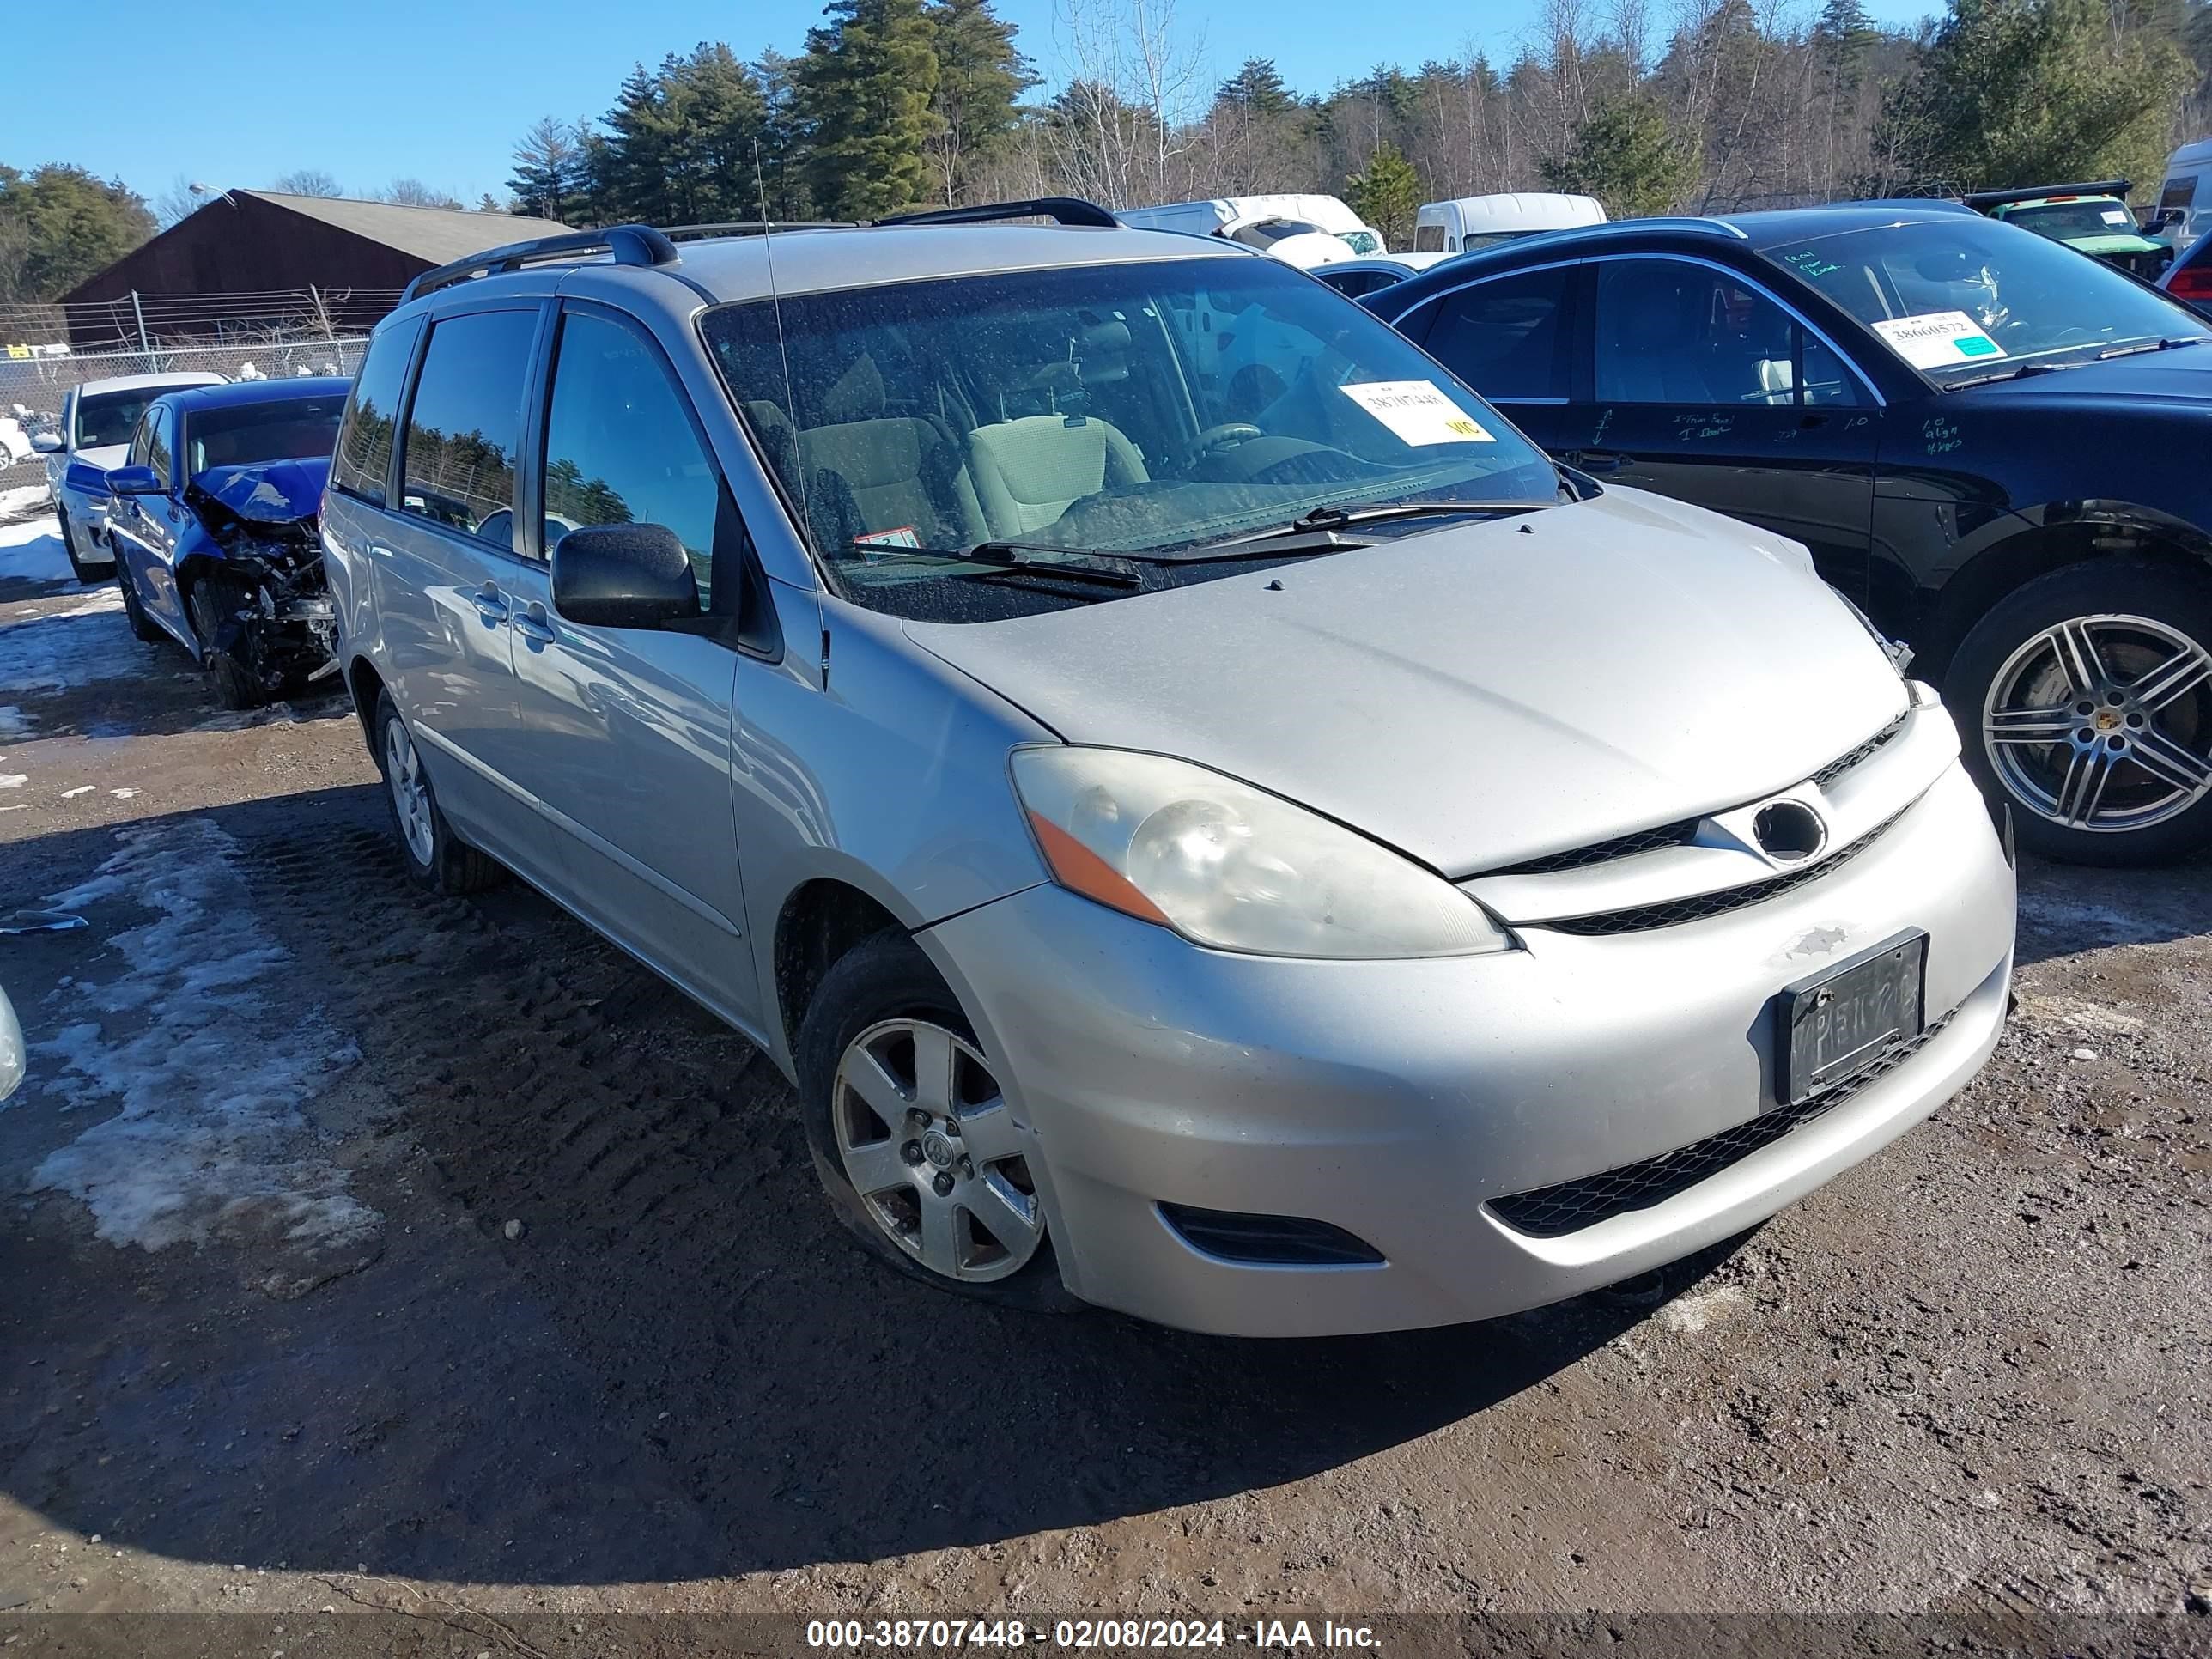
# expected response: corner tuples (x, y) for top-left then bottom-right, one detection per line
(753, 141), (815, 559)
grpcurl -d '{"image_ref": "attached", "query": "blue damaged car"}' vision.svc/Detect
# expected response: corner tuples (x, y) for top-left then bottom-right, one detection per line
(68, 377), (350, 708)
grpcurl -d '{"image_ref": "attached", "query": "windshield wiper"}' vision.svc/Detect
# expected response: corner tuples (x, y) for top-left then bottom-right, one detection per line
(1942, 359), (2081, 390)
(2098, 335), (2209, 360)
(1209, 499), (1550, 549)
(860, 539), (1144, 588)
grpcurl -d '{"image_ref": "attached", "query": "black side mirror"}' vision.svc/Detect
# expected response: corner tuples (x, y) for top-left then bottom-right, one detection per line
(550, 523), (699, 629)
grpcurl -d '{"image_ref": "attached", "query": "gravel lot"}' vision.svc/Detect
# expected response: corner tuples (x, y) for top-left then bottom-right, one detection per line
(0, 507), (2208, 1656)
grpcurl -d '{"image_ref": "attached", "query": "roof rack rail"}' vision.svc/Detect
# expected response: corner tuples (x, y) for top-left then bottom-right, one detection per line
(400, 223), (683, 304)
(875, 197), (1121, 229)
(659, 220), (860, 242)
(1960, 179), (2131, 211)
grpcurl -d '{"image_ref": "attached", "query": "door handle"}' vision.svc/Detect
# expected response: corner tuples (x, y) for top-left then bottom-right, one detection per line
(368, 542), (398, 560)
(471, 589), (509, 623)
(1799, 412), (1831, 429)
(1570, 449), (1628, 473)
(513, 611), (556, 646)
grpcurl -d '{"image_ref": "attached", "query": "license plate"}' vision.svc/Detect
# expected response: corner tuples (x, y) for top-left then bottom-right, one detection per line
(1777, 931), (1926, 1106)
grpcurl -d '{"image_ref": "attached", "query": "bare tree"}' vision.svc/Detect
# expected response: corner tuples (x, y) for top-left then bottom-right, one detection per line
(270, 168), (345, 198)
(1049, 0), (1209, 205)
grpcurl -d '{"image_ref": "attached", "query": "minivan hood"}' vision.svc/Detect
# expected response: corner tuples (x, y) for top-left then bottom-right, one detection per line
(905, 489), (1908, 876)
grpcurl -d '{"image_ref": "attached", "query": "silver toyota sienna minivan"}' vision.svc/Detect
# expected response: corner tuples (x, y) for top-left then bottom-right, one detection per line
(320, 204), (2016, 1338)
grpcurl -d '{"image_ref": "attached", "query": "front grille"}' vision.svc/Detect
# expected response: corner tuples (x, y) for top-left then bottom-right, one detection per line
(1810, 714), (1907, 788)
(1479, 720), (1905, 881)
(1537, 807), (1905, 936)
(1487, 1011), (1956, 1239)
(1158, 1203), (1385, 1266)
(1488, 819), (1699, 877)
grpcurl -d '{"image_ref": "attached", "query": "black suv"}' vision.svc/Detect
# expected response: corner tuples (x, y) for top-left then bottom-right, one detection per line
(1366, 204), (2212, 866)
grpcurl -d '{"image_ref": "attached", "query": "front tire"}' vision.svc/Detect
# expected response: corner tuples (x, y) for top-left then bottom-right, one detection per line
(1949, 559), (2212, 866)
(794, 930), (1077, 1312)
(58, 509), (106, 585)
(371, 691), (505, 895)
(185, 573), (264, 710)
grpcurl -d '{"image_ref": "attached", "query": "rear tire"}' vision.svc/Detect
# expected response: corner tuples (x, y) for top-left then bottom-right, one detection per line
(371, 691), (506, 895)
(115, 556), (164, 643)
(794, 929), (1079, 1314)
(1948, 559), (2212, 866)
(185, 573), (264, 710)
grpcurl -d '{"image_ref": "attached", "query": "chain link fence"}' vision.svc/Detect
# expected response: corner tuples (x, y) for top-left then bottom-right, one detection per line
(1, 337), (370, 497)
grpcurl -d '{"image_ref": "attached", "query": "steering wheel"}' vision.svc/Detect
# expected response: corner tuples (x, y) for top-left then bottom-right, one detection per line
(1193, 422), (1262, 457)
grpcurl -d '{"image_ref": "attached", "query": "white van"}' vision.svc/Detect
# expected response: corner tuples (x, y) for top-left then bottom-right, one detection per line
(2157, 139), (2212, 247)
(1412, 193), (1607, 255)
(1118, 195), (1387, 256)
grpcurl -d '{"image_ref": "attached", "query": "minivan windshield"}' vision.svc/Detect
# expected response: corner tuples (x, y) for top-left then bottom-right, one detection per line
(702, 255), (1557, 611)
(1762, 216), (2209, 384)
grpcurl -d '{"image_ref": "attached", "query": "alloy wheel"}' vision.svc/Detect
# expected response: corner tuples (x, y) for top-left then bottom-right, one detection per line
(1982, 612), (2212, 835)
(384, 720), (436, 866)
(831, 1018), (1043, 1283)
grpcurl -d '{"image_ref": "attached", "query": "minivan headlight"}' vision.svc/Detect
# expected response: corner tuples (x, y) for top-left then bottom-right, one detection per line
(1010, 747), (1513, 959)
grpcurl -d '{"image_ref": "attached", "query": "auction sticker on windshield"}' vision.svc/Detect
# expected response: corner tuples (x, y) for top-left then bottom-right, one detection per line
(1869, 311), (2007, 370)
(1339, 380), (1496, 445)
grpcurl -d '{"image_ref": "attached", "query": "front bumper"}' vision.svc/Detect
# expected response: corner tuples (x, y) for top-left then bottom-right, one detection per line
(54, 481), (115, 563)
(921, 762), (2015, 1337)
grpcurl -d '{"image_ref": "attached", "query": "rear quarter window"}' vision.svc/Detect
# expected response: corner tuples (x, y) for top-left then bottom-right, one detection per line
(331, 317), (423, 506)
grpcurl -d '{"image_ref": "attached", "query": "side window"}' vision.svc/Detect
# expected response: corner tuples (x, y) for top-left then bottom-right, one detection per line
(1422, 267), (1573, 401)
(398, 308), (538, 547)
(146, 409), (173, 488)
(1594, 259), (1859, 408)
(331, 316), (422, 506)
(541, 310), (720, 611)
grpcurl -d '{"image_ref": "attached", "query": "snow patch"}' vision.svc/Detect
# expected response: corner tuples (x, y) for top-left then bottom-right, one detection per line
(61, 784), (93, 798)
(0, 584), (147, 701)
(0, 483), (53, 525)
(2014, 993), (2145, 1037)
(2014, 889), (2167, 945)
(21, 819), (380, 1279)
(0, 774), (24, 788)
(1657, 1284), (1748, 1334)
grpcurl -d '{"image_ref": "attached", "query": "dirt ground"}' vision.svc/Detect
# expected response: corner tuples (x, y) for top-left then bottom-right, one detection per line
(1, 509), (2209, 1656)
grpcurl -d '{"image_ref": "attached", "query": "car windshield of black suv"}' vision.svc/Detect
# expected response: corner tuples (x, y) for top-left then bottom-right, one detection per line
(702, 256), (1559, 616)
(184, 397), (347, 475)
(1765, 217), (2209, 385)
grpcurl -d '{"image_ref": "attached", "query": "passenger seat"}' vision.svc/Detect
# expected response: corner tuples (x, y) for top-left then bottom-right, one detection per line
(967, 364), (1150, 535)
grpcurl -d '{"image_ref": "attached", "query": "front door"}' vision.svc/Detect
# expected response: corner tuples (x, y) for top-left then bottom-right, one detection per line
(1403, 261), (1582, 458)
(507, 303), (762, 1024)
(112, 406), (191, 645)
(1557, 257), (1883, 600)
(371, 302), (558, 881)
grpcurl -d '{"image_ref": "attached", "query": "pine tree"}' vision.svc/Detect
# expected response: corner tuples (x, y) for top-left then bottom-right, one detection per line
(924, 0), (1036, 204)
(754, 49), (813, 219)
(1541, 94), (1696, 216)
(1218, 58), (1293, 115)
(796, 0), (943, 218)
(1870, 0), (2196, 195)
(602, 63), (683, 223)
(1344, 143), (1421, 248)
(507, 118), (589, 222)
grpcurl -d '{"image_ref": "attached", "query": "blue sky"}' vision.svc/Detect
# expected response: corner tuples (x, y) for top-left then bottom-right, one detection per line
(2, 0), (1940, 208)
